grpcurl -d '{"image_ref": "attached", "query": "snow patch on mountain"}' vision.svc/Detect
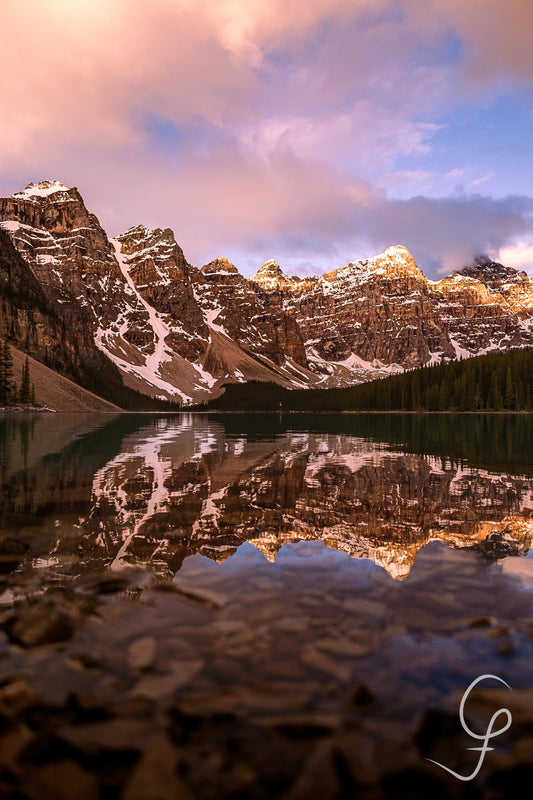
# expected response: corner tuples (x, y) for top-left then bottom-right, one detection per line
(113, 240), (172, 374)
(14, 181), (72, 199)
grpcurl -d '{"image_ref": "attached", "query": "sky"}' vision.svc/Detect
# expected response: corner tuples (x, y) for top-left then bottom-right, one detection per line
(1, 0), (533, 278)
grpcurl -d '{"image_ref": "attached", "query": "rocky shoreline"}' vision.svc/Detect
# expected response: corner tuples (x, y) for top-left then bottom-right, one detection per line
(1, 542), (532, 800)
(0, 405), (55, 414)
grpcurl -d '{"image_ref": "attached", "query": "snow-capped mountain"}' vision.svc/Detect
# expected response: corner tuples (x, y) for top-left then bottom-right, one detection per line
(2, 180), (533, 405)
(252, 245), (533, 374)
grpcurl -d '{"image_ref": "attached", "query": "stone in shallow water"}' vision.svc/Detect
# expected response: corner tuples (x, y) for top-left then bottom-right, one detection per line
(465, 614), (495, 628)
(22, 760), (99, 800)
(349, 684), (377, 709)
(121, 745), (195, 800)
(274, 616), (310, 634)
(74, 571), (134, 595)
(300, 646), (353, 682)
(333, 729), (382, 787)
(170, 580), (228, 608)
(314, 634), (375, 659)
(172, 682), (317, 719)
(339, 597), (387, 619)
(454, 686), (533, 729)
(0, 721), (33, 771)
(9, 600), (76, 647)
(0, 677), (37, 715)
(282, 740), (341, 800)
(56, 718), (166, 755)
(128, 636), (157, 672)
(132, 659), (204, 701)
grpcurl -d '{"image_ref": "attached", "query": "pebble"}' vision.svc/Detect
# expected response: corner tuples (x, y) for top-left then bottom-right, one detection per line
(0, 677), (37, 714)
(22, 760), (100, 800)
(10, 602), (76, 647)
(132, 659), (204, 700)
(121, 745), (195, 800)
(128, 636), (157, 672)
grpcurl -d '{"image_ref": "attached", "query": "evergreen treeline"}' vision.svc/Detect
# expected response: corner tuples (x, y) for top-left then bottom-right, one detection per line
(69, 356), (182, 411)
(0, 338), (182, 411)
(0, 345), (36, 406)
(200, 347), (533, 412)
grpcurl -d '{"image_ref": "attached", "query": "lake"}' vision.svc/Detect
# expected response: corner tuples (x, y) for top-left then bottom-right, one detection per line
(1, 412), (533, 799)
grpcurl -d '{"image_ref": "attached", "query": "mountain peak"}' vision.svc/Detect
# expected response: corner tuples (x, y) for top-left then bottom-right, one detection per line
(251, 259), (296, 290)
(371, 245), (418, 269)
(201, 257), (239, 275)
(117, 224), (152, 239)
(461, 253), (510, 273)
(326, 245), (421, 284)
(258, 259), (283, 274)
(473, 253), (494, 268)
(458, 255), (524, 289)
(382, 245), (411, 258)
(13, 180), (72, 199)
(117, 224), (170, 242)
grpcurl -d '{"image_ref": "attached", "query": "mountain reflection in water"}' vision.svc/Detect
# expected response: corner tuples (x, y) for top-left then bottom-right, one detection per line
(1, 412), (533, 583)
(2, 413), (533, 799)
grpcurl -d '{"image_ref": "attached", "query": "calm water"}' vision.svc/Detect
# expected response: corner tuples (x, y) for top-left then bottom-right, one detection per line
(2, 412), (533, 583)
(1, 412), (533, 798)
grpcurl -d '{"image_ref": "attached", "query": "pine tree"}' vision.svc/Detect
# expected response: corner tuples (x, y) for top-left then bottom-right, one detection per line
(0, 343), (5, 405)
(438, 381), (447, 410)
(30, 382), (36, 406)
(474, 382), (482, 410)
(0, 341), (14, 405)
(19, 356), (31, 404)
(526, 383), (533, 411)
(504, 366), (515, 409)
(489, 370), (503, 410)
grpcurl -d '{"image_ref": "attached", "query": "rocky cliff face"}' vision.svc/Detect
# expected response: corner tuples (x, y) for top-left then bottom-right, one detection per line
(252, 245), (533, 382)
(0, 226), (128, 400)
(193, 257), (307, 367)
(110, 225), (312, 400)
(0, 182), (142, 329)
(0, 186), (216, 403)
(115, 225), (209, 362)
(2, 181), (533, 405)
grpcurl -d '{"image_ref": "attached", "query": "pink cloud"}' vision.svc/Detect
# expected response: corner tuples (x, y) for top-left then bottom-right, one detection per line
(1, 0), (533, 280)
(498, 242), (533, 273)
(403, 0), (533, 85)
(0, 0), (392, 164)
(2, 0), (531, 170)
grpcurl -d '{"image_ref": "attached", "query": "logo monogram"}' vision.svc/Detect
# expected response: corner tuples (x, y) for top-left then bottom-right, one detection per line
(427, 674), (512, 782)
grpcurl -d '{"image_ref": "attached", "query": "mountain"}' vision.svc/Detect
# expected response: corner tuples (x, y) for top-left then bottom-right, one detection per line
(0, 222), (171, 409)
(0, 223), (134, 406)
(2, 180), (533, 406)
(252, 245), (533, 372)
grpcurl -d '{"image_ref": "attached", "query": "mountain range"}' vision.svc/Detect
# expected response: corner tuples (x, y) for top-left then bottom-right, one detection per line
(2, 179), (533, 407)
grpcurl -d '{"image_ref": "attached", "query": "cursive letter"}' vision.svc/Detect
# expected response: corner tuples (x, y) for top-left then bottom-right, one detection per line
(427, 674), (512, 781)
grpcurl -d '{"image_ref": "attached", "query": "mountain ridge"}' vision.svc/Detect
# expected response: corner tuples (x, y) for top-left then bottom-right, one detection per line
(2, 179), (533, 406)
